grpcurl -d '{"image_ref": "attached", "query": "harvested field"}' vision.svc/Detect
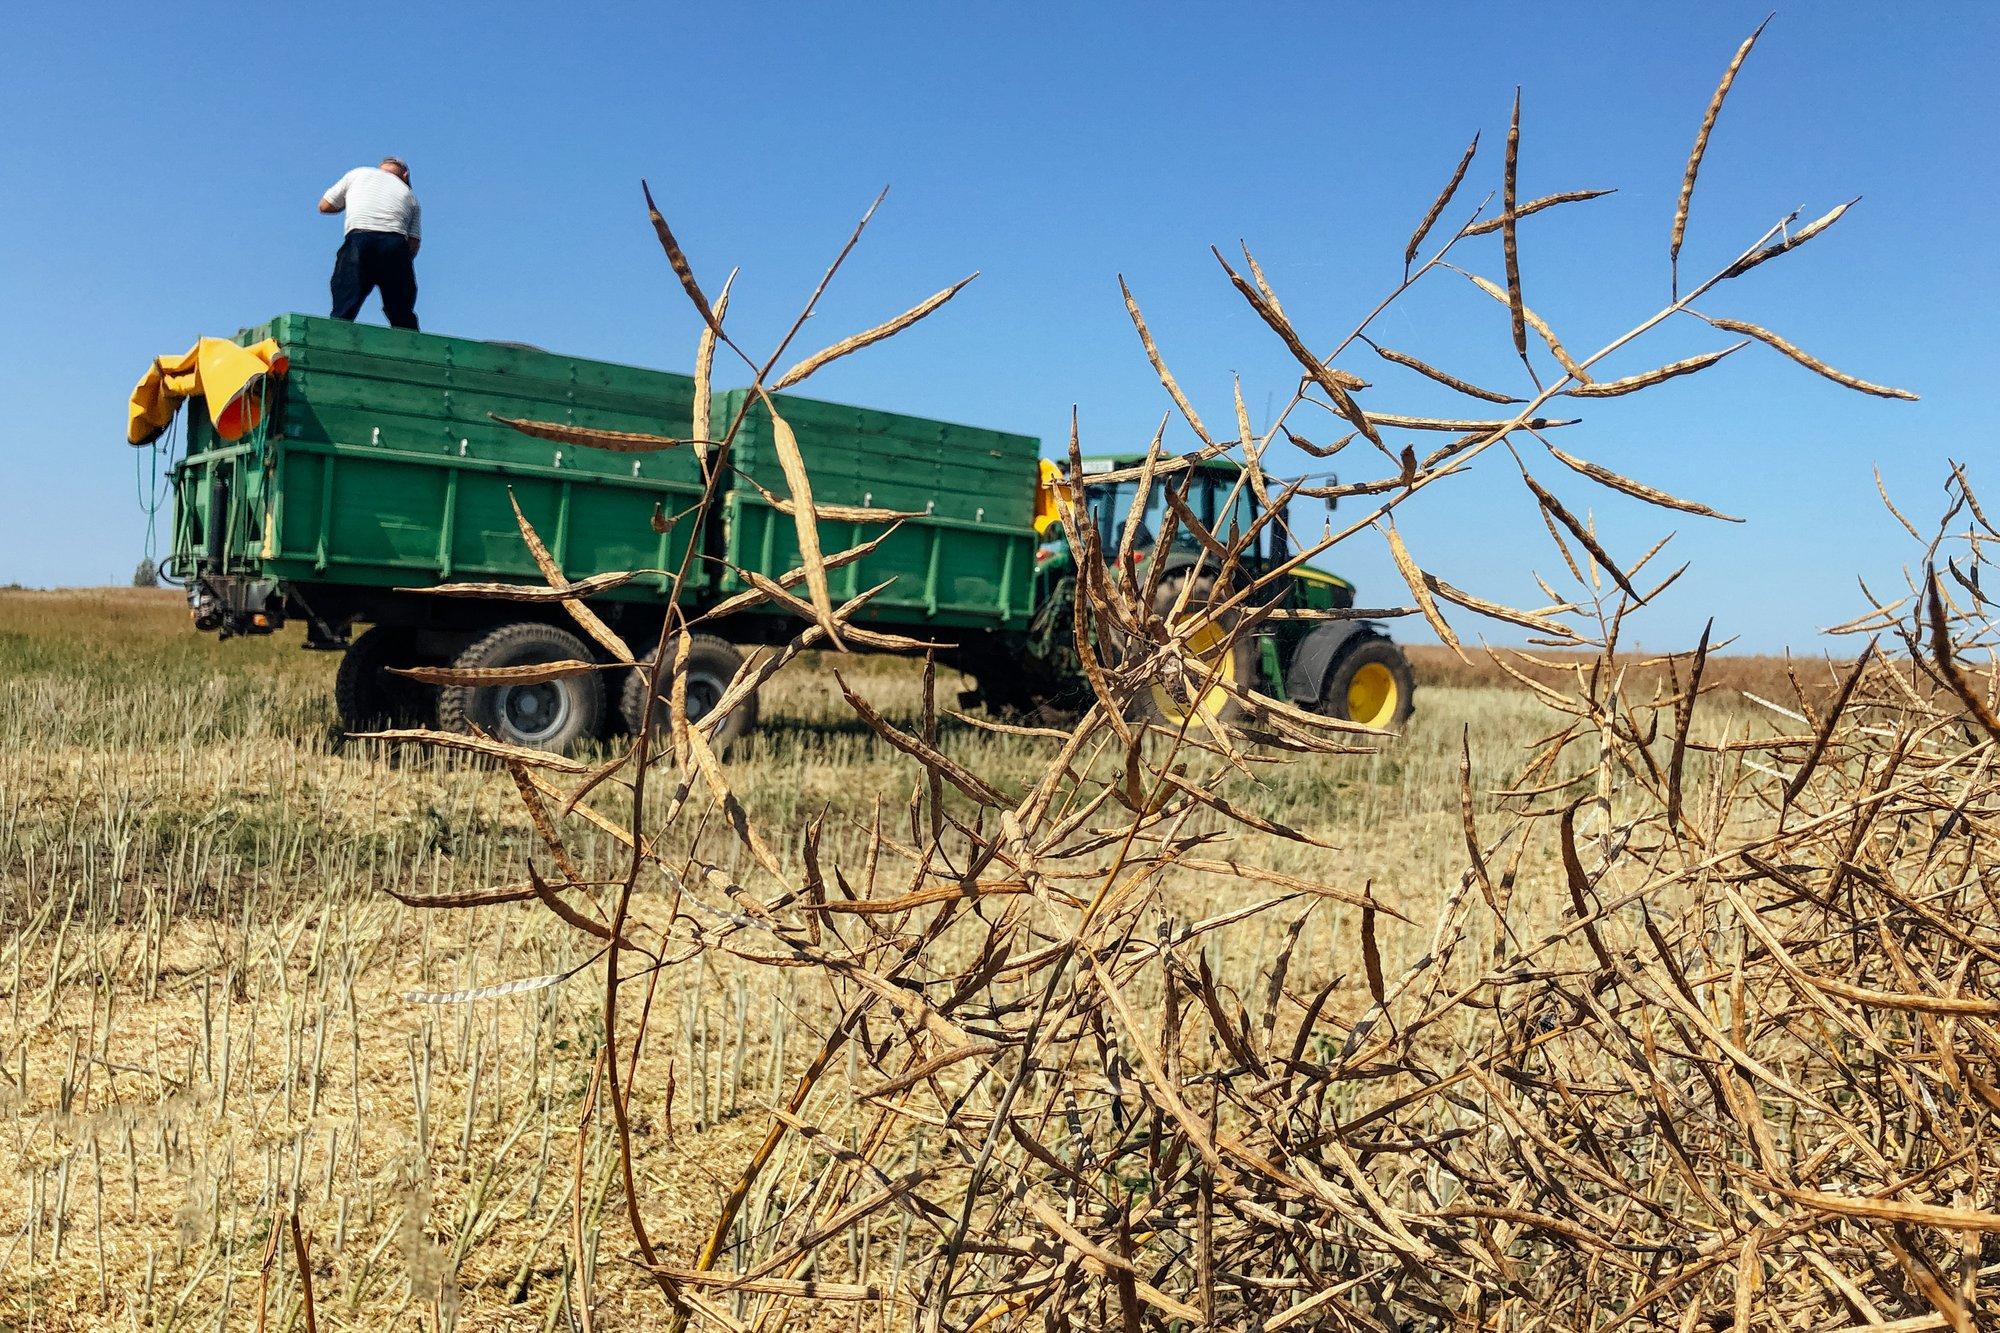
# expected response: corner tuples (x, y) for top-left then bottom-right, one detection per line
(16, 575), (2000, 1329)
(0, 587), (1653, 1329)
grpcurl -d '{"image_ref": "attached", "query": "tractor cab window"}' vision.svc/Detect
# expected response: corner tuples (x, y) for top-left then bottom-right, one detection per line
(1203, 475), (1258, 550)
(1085, 478), (1142, 548)
(1085, 471), (1270, 560)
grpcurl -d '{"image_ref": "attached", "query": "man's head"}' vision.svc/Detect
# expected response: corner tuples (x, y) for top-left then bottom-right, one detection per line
(379, 156), (410, 184)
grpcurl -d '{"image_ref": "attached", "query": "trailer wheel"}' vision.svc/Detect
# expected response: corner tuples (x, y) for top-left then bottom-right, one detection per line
(1317, 636), (1415, 730)
(621, 634), (758, 753)
(437, 623), (605, 754)
(334, 626), (433, 732)
(1140, 569), (1257, 726)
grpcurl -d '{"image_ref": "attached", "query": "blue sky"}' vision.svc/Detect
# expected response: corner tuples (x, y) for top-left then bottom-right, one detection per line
(2, 2), (1990, 652)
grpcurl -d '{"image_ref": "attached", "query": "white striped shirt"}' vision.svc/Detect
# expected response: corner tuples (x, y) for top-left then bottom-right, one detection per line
(322, 167), (422, 239)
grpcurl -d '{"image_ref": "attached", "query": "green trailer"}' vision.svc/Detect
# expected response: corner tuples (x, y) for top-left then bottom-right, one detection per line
(152, 314), (1412, 752)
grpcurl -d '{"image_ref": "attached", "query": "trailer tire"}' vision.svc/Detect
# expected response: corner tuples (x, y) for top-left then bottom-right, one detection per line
(620, 634), (758, 754)
(437, 623), (605, 755)
(1316, 635), (1415, 731)
(1138, 569), (1257, 726)
(334, 626), (432, 732)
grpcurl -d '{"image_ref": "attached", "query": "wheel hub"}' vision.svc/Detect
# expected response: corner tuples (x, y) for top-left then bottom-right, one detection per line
(1346, 662), (1400, 729)
(497, 681), (571, 743)
(686, 674), (722, 723)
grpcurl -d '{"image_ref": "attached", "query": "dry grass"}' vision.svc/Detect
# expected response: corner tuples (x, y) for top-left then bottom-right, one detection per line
(0, 588), (1642, 1330)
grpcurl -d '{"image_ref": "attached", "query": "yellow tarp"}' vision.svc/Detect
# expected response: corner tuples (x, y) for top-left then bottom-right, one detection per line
(127, 337), (285, 446)
(1033, 457), (1063, 535)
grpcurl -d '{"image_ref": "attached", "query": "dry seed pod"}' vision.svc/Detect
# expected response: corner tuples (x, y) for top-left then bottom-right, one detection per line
(1721, 201), (1854, 281)
(699, 527), (898, 622)
(1212, 248), (1369, 395)
(1366, 411), (1572, 433)
(1542, 442), (1743, 520)
(1424, 574), (1578, 638)
(1462, 270), (1591, 383)
(642, 179), (719, 330)
(1119, 276), (1215, 445)
(1522, 471), (1639, 598)
(1364, 338), (1522, 404)
(1327, 382), (1385, 449)
(406, 970), (588, 1006)
(1462, 190), (1616, 237)
(1672, 19), (1769, 291)
(349, 727), (589, 771)
(1705, 316), (1917, 400)
(1952, 463), (1997, 536)
(1405, 132), (1479, 273)
(791, 501), (925, 525)
(692, 271), (735, 465)
(756, 390), (842, 647)
(1565, 342), (1746, 397)
(507, 490), (635, 663)
(403, 571), (640, 601)
(1282, 425), (1357, 459)
(1502, 89), (1528, 363)
(493, 416), (699, 454)
(736, 470), (927, 525)
(1384, 521), (1464, 659)
(775, 274), (976, 389)
(388, 660), (605, 687)
(1242, 243), (1286, 319)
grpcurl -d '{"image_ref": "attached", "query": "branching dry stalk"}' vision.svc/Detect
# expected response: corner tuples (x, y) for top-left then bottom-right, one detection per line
(354, 25), (2000, 1331)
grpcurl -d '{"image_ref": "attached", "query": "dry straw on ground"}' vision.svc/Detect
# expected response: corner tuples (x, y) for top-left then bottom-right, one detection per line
(8, 22), (1995, 1333)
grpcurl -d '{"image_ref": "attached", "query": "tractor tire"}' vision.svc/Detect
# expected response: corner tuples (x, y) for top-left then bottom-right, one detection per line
(334, 625), (433, 732)
(436, 622), (604, 755)
(1138, 569), (1258, 726)
(1316, 636), (1415, 730)
(620, 634), (758, 753)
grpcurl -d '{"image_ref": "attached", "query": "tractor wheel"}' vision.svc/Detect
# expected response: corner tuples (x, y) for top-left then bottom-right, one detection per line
(1139, 569), (1258, 727)
(436, 622), (604, 755)
(620, 634), (758, 753)
(334, 625), (433, 732)
(1317, 636), (1415, 730)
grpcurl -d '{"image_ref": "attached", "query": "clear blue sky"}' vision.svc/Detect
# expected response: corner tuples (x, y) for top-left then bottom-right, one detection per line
(2, 2), (1990, 653)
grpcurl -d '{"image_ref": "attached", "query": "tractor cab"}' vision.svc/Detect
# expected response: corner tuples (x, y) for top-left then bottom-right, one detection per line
(1018, 452), (1412, 729)
(1060, 455), (1341, 601)
(1079, 459), (1278, 566)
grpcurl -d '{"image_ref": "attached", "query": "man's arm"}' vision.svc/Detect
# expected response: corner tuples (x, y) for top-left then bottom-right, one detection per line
(407, 237), (421, 256)
(318, 169), (354, 215)
(405, 199), (422, 255)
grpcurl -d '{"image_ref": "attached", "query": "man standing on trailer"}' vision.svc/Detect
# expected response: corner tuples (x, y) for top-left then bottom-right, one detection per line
(317, 157), (422, 330)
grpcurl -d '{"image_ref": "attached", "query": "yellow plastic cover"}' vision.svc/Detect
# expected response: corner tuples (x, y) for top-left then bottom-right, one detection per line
(1032, 457), (1063, 535)
(127, 337), (285, 446)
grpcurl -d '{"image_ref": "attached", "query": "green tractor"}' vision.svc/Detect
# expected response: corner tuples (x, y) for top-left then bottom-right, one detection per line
(960, 453), (1415, 730)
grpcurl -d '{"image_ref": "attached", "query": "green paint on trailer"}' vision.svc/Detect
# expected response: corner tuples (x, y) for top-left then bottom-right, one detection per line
(715, 389), (1041, 630)
(167, 315), (1044, 633)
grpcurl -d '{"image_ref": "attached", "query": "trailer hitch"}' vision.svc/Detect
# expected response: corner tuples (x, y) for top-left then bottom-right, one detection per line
(188, 575), (284, 640)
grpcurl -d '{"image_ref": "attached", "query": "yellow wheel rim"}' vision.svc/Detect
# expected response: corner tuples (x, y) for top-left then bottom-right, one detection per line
(1150, 619), (1237, 723)
(1346, 661), (1400, 728)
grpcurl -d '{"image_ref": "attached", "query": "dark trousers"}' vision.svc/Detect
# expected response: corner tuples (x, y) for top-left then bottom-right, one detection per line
(330, 230), (419, 330)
